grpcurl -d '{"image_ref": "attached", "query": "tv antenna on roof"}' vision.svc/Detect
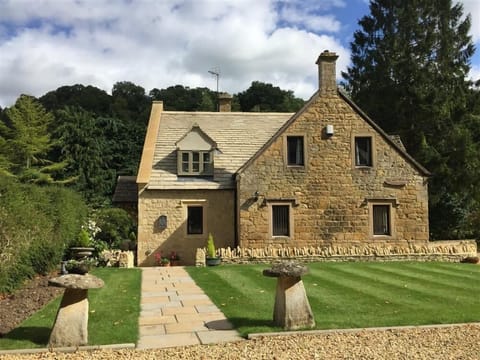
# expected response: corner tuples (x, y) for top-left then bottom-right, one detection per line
(208, 68), (220, 111)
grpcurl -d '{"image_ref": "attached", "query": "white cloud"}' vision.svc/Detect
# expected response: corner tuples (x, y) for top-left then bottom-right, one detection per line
(460, 0), (480, 42)
(0, 0), (350, 107)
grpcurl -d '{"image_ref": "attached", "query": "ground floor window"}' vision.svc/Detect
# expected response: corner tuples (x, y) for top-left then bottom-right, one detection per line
(373, 204), (391, 235)
(272, 204), (290, 236)
(187, 206), (203, 234)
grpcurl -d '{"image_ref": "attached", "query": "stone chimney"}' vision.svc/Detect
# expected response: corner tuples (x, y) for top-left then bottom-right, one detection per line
(218, 92), (233, 112)
(316, 50), (339, 95)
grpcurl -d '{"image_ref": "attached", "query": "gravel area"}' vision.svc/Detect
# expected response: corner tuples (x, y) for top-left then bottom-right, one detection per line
(0, 324), (479, 360)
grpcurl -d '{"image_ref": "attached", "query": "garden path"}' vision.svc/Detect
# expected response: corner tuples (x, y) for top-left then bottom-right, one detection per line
(137, 266), (243, 349)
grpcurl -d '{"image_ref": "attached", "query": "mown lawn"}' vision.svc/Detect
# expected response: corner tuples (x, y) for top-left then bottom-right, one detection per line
(0, 268), (141, 350)
(186, 262), (480, 336)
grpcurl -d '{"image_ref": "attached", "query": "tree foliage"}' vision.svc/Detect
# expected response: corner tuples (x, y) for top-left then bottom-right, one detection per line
(3, 78), (305, 204)
(0, 95), (71, 184)
(4, 95), (53, 170)
(149, 85), (217, 111)
(342, 0), (479, 239)
(237, 81), (304, 112)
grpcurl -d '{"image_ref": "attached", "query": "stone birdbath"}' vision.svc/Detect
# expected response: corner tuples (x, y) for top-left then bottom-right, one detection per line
(48, 274), (104, 348)
(263, 261), (315, 330)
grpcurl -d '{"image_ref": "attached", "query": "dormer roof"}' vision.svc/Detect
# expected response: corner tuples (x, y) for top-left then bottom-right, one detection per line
(175, 123), (218, 151)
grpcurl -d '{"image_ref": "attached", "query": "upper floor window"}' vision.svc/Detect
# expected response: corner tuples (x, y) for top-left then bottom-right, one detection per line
(355, 137), (372, 167)
(287, 136), (304, 166)
(178, 150), (213, 176)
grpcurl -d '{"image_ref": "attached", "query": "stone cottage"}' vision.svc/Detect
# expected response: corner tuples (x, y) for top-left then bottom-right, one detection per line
(134, 50), (464, 266)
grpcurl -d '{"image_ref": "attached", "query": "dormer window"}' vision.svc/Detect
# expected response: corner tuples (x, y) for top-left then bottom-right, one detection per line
(176, 124), (218, 177)
(179, 150), (213, 176)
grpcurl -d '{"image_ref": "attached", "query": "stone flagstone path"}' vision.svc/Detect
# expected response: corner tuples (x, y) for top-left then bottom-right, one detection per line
(137, 266), (243, 349)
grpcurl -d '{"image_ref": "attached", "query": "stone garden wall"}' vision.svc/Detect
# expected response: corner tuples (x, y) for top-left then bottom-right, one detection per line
(196, 240), (477, 266)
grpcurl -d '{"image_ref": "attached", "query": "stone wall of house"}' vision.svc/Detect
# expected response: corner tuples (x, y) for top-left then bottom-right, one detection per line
(237, 93), (429, 248)
(137, 189), (235, 266)
(197, 240), (477, 265)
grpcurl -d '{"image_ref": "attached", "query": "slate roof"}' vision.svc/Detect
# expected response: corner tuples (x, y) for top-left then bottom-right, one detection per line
(147, 111), (293, 189)
(112, 176), (138, 203)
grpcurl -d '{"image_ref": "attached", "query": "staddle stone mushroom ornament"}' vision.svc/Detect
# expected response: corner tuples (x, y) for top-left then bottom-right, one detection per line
(48, 274), (104, 348)
(263, 261), (315, 330)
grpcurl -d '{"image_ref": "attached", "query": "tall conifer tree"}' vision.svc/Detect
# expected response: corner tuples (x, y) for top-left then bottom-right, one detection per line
(342, 0), (479, 239)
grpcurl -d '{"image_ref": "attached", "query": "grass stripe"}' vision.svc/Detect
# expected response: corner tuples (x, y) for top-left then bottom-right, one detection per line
(360, 263), (477, 297)
(407, 262), (480, 280)
(189, 262), (480, 334)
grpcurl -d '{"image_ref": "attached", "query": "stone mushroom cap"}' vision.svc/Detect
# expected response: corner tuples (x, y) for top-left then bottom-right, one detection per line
(263, 261), (309, 278)
(49, 274), (104, 289)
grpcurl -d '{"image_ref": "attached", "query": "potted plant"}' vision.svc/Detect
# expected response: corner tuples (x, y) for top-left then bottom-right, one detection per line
(170, 251), (180, 266)
(65, 258), (96, 275)
(206, 233), (221, 266)
(70, 229), (95, 259)
(154, 251), (170, 266)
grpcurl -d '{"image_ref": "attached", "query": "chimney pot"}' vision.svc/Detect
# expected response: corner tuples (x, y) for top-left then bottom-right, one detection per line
(316, 50), (339, 95)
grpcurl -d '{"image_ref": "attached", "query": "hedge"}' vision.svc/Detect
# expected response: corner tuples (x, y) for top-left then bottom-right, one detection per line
(0, 175), (88, 293)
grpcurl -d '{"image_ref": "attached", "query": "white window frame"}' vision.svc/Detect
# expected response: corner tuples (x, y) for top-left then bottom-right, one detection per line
(178, 150), (213, 176)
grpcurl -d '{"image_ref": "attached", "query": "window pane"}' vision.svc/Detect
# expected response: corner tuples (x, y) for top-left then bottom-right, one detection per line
(187, 206), (203, 234)
(192, 152), (200, 172)
(272, 205), (290, 236)
(373, 205), (390, 235)
(181, 152), (189, 173)
(287, 136), (304, 165)
(202, 152), (212, 174)
(355, 137), (372, 166)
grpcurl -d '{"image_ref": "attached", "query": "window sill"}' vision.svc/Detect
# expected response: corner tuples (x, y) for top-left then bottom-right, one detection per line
(373, 234), (393, 239)
(186, 233), (205, 237)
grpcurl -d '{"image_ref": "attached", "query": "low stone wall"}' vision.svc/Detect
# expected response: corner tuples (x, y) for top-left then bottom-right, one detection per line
(200, 240), (478, 265)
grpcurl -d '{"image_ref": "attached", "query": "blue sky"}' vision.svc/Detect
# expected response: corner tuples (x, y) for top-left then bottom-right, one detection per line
(0, 0), (479, 108)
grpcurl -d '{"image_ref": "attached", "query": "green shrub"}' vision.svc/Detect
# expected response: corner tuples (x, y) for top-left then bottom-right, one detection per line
(206, 233), (217, 258)
(94, 207), (135, 248)
(0, 175), (88, 293)
(74, 228), (93, 247)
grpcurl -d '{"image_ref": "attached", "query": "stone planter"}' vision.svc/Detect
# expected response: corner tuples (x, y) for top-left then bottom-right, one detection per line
(70, 247), (95, 259)
(206, 257), (221, 266)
